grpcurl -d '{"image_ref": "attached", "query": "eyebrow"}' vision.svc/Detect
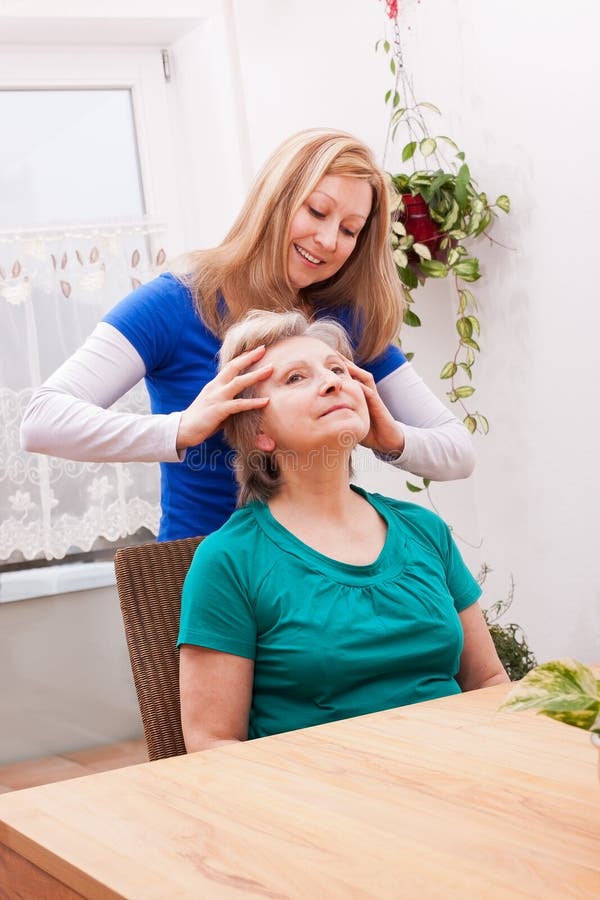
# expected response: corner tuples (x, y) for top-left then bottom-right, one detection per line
(310, 191), (368, 222)
(274, 353), (346, 376)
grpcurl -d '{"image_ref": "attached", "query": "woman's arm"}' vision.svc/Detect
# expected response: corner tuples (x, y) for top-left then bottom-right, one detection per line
(457, 603), (510, 692)
(20, 322), (272, 463)
(375, 363), (476, 480)
(20, 322), (183, 463)
(348, 360), (475, 481)
(179, 645), (254, 752)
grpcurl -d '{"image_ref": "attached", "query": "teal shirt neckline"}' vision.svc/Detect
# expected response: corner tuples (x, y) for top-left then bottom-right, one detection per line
(248, 485), (408, 586)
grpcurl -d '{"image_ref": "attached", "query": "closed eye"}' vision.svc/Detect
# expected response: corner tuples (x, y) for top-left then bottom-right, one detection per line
(341, 226), (357, 238)
(309, 206), (325, 219)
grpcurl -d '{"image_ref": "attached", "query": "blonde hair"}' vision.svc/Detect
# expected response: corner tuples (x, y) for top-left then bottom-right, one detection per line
(219, 309), (354, 506)
(183, 128), (404, 362)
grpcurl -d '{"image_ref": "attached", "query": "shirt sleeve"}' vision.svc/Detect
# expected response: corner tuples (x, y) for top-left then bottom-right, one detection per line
(178, 536), (257, 660)
(373, 362), (476, 481)
(20, 322), (183, 463)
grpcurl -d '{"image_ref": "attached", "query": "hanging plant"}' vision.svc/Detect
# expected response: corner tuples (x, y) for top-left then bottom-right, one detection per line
(377, 7), (510, 436)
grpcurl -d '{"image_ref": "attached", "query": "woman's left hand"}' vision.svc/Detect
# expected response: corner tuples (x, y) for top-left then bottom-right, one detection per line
(346, 361), (406, 456)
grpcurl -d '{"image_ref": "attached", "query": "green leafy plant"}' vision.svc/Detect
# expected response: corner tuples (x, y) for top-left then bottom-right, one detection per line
(500, 659), (600, 734)
(377, 29), (510, 436)
(479, 568), (537, 681)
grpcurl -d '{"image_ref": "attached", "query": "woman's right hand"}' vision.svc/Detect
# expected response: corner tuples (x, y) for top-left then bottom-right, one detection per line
(176, 345), (272, 450)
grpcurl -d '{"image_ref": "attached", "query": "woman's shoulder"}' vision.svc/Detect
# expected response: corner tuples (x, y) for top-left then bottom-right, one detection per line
(104, 272), (193, 325)
(190, 504), (265, 564)
(360, 489), (451, 541)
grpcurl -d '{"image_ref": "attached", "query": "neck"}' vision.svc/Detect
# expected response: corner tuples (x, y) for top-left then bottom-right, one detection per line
(268, 450), (356, 521)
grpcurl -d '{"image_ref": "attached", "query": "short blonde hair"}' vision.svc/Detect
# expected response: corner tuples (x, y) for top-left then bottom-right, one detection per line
(219, 309), (354, 506)
(184, 128), (404, 362)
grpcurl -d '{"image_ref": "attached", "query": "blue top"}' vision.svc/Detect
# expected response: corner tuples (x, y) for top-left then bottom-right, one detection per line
(178, 487), (481, 739)
(104, 273), (406, 540)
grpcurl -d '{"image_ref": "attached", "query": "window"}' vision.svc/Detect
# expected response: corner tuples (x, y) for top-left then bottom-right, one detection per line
(0, 47), (183, 569)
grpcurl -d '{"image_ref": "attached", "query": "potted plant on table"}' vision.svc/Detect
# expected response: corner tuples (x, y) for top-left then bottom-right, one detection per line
(500, 659), (600, 780)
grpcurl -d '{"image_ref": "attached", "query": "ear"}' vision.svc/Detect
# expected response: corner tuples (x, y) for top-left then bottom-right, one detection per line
(255, 431), (276, 453)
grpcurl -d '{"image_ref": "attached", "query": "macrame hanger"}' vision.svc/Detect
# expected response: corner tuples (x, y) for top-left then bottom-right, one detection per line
(382, 11), (444, 173)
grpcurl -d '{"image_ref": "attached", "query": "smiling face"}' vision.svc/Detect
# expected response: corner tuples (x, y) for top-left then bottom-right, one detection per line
(254, 335), (370, 456)
(287, 174), (373, 291)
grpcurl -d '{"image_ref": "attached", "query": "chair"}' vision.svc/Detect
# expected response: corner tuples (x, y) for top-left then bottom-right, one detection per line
(114, 535), (204, 761)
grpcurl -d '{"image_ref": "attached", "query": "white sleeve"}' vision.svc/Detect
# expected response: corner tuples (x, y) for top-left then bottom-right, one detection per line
(20, 322), (184, 463)
(375, 362), (476, 480)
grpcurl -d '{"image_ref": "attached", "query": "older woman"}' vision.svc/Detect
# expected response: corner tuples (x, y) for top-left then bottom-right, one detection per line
(178, 310), (507, 752)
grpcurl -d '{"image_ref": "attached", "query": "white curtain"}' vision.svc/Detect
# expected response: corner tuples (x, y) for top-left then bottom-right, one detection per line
(0, 220), (165, 562)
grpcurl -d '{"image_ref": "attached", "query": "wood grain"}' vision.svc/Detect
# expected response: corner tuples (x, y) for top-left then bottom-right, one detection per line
(0, 684), (598, 898)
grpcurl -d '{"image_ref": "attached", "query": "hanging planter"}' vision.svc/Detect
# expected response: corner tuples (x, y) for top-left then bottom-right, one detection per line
(399, 193), (442, 252)
(378, 8), (510, 436)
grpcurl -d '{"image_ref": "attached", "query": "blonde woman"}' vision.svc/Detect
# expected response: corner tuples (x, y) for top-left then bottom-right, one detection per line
(22, 129), (475, 541)
(178, 310), (507, 751)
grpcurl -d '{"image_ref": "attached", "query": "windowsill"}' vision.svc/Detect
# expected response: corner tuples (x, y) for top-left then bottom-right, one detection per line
(0, 562), (117, 604)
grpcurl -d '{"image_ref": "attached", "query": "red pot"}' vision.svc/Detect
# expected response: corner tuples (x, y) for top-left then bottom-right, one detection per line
(400, 194), (442, 250)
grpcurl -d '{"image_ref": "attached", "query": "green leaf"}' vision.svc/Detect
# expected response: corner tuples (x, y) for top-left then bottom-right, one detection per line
(405, 481), (423, 493)
(438, 135), (459, 151)
(458, 362), (472, 380)
(393, 248), (408, 269)
(412, 242), (432, 260)
(392, 220), (407, 236)
(384, 40), (391, 53)
(384, 89), (392, 104)
(423, 478), (431, 488)
(454, 163), (471, 209)
(402, 141), (417, 162)
(390, 58), (396, 75)
(456, 151), (466, 161)
(457, 290), (468, 314)
(398, 265), (418, 289)
(446, 390), (458, 403)
(441, 200), (460, 232)
(440, 361), (458, 379)
(499, 659), (600, 733)
(453, 385), (475, 398)
(420, 137), (437, 157)
(418, 258), (447, 278)
(403, 308), (422, 327)
(453, 258), (481, 282)
(456, 317), (473, 340)
(462, 337), (481, 351)
(477, 414), (490, 435)
(496, 194), (510, 213)
(464, 415), (477, 434)
(391, 107), (407, 124)
(415, 101), (441, 114)
(393, 91), (401, 108)
(467, 315), (481, 335)
(447, 248), (461, 267)
(460, 288), (478, 310)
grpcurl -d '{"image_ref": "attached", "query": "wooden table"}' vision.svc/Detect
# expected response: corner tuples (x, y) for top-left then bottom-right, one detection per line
(0, 684), (598, 898)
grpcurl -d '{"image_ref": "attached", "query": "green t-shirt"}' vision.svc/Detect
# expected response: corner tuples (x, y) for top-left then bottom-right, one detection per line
(178, 487), (481, 740)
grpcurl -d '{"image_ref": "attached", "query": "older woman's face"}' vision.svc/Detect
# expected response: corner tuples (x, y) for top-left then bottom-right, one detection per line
(287, 175), (372, 291)
(254, 335), (370, 455)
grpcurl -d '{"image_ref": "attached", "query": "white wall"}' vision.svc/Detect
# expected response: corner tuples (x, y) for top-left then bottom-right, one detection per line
(228, 0), (600, 665)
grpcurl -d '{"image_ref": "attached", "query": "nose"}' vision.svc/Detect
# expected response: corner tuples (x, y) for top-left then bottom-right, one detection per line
(314, 219), (338, 252)
(320, 370), (343, 395)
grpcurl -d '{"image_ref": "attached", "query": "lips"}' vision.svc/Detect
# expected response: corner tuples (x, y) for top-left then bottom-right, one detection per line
(320, 404), (352, 417)
(294, 243), (324, 266)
